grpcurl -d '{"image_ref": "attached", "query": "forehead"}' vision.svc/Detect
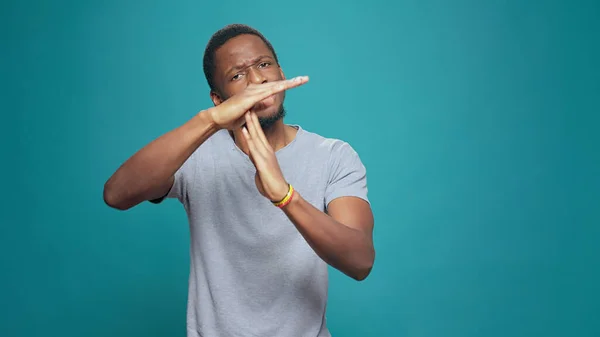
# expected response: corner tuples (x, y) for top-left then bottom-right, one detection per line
(214, 34), (274, 71)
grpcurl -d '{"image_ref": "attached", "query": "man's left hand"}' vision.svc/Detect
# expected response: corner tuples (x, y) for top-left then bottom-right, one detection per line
(241, 112), (289, 202)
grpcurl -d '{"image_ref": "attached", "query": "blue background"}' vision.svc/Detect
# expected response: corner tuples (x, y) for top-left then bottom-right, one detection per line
(2, 0), (599, 336)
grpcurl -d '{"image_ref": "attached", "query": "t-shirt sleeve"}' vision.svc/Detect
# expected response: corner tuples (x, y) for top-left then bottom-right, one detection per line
(324, 141), (370, 208)
(149, 151), (197, 205)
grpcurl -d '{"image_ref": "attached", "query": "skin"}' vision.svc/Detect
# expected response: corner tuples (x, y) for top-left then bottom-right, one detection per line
(209, 34), (294, 160)
(103, 33), (375, 281)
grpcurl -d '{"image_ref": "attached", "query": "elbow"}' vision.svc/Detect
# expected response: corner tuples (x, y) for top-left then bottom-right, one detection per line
(350, 251), (375, 282)
(350, 268), (372, 282)
(103, 181), (130, 211)
(352, 264), (373, 282)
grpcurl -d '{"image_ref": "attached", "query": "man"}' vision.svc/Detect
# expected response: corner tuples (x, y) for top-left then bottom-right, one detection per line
(103, 24), (375, 337)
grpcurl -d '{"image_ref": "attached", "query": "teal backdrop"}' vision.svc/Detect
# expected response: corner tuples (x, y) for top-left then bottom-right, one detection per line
(2, 0), (599, 336)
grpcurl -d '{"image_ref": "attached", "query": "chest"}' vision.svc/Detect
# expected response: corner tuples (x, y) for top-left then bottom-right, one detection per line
(200, 149), (328, 211)
(187, 150), (330, 249)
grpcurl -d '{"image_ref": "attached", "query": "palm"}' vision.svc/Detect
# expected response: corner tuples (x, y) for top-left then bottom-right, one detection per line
(210, 76), (308, 130)
(242, 113), (289, 202)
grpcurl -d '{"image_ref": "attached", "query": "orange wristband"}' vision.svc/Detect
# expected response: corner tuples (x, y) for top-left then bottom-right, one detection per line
(272, 184), (295, 208)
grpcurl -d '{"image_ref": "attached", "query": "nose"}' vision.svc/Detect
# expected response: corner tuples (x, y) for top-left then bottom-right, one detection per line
(248, 67), (267, 85)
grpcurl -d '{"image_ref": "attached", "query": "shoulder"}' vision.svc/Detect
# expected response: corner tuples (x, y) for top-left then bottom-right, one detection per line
(296, 126), (363, 162)
(296, 126), (370, 205)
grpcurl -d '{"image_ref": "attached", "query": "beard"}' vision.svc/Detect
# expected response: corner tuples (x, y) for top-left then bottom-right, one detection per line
(257, 104), (286, 130)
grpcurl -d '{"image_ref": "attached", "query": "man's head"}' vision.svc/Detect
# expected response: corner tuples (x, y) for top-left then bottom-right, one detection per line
(203, 24), (286, 129)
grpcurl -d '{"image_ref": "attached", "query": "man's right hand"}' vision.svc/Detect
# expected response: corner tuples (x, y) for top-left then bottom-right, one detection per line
(208, 76), (309, 130)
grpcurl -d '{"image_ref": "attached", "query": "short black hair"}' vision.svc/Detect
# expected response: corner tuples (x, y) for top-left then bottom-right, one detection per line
(202, 24), (279, 94)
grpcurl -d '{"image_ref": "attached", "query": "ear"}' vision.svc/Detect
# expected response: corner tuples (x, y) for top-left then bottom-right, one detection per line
(210, 90), (223, 106)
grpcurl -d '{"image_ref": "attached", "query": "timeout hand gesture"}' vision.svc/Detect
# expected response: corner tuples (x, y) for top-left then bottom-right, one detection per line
(210, 76), (309, 130)
(241, 112), (290, 203)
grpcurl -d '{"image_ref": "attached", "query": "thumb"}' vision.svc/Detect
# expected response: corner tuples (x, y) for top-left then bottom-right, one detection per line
(231, 113), (248, 130)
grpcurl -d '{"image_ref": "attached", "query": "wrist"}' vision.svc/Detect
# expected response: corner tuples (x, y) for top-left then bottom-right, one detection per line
(272, 183), (296, 209)
(271, 182), (290, 203)
(198, 108), (222, 132)
(279, 188), (301, 211)
(179, 109), (220, 147)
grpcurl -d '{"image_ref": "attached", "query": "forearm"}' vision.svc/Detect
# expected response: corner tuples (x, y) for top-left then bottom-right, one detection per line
(281, 192), (375, 280)
(103, 110), (219, 210)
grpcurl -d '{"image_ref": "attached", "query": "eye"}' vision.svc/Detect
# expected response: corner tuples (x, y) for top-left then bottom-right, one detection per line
(231, 73), (243, 81)
(258, 62), (271, 68)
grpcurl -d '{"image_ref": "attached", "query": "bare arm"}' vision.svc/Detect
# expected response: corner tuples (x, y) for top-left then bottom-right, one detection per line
(103, 111), (218, 210)
(103, 76), (309, 211)
(241, 112), (374, 281)
(283, 194), (375, 281)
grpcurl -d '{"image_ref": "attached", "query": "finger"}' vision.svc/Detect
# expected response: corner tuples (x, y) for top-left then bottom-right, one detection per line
(269, 75), (309, 93)
(252, 76), (309, 101)
(235, 114), (247, 129)
(244, 112), (252, 130)
(246, 113), (267, 152)
(241, 127), (258, 162)
(251, 113), (270, 149)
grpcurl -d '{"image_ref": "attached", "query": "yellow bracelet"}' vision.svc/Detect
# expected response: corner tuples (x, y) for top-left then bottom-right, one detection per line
(272, 184), (294, 208)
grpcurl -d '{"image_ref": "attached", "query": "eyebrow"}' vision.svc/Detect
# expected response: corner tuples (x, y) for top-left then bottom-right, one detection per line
(226, 55), (274, 75)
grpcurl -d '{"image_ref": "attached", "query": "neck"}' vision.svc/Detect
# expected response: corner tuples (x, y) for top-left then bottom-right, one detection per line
(231, 120), (294, 155)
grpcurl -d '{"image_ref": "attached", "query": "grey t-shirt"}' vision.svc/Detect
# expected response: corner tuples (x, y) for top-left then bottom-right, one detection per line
(157, 125), (369, 337)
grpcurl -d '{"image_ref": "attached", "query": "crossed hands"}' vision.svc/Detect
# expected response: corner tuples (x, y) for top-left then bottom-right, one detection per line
(241, 112), (289, 203)
(206, 75), (309, 203)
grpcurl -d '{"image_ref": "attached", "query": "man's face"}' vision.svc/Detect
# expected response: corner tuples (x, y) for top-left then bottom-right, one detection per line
(211, 34), (286, 128)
